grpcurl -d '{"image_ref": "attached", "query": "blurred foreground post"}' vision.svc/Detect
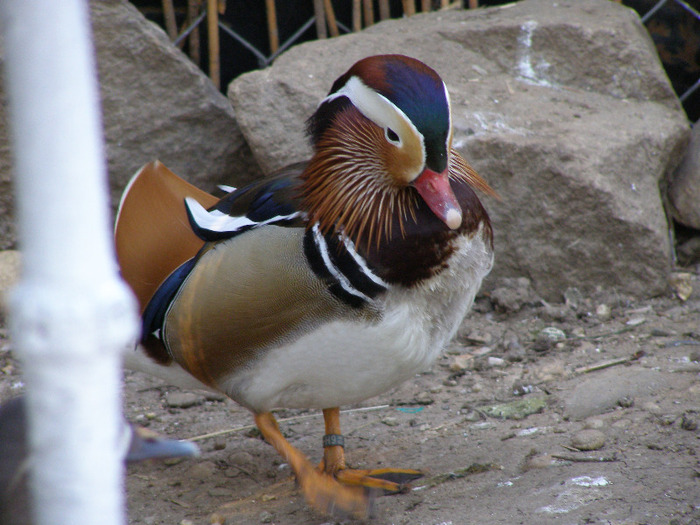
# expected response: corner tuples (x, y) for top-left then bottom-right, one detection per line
(0, 1), (139, 524)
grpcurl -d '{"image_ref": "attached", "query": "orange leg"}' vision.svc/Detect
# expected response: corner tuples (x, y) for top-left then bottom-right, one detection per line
(254, 412), (369, 519)
(320, 407), (423, 494)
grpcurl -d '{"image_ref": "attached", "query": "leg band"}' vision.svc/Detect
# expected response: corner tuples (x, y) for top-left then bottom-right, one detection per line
(322, 433), (345, 448)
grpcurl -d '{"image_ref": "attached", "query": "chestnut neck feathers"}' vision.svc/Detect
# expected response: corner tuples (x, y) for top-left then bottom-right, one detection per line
(300, 54), (493, 252)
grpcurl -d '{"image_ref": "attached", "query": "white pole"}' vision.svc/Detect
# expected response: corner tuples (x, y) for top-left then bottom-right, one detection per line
(0, 1), (139, 524)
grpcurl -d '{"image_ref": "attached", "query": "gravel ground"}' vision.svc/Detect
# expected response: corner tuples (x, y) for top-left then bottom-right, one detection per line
(1, 274), (699, 525)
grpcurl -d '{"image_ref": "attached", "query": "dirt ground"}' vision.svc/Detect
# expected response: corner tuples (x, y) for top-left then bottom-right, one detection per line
(1, 274), (699, 525)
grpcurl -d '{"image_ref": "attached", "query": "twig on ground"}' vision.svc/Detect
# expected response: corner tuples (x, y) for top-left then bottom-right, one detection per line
(413, 463), (502, 490)
(187, 404), (390, 441)
(574, 351), (644, 375)
(552, 453), (618, 463)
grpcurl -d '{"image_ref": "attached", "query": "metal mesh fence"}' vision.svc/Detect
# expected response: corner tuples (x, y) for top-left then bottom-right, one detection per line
(134, 0), (699, 122)
(633, 0), (700, 122)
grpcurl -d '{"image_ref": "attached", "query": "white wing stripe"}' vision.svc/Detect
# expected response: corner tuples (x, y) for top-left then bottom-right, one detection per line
(312, 224), (371, 302)
(185, 197), (301, 234)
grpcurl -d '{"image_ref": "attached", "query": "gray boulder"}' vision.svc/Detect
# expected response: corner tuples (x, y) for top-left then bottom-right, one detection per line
(228, 0), (690, 300)
(91, 0), (260, 212)
(668, 123), (700, 230)
(0, 0), (262, 251)
(0, 93), (15, 250)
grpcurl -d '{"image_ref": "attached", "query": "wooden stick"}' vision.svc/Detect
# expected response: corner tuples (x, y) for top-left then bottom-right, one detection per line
(162, 0), (178, 40)
(313, 0), (327, 38)
(363, 0), (374, 26)
(206, 0), (220, 89)
(379, 0), (390, 20)
(265, 0), (279, 53)
(552, 453), (619, 463)
(402, 0), (416, 16)
(468, 0), (478, 8)
(352, 0), (362, 31)
(188, 405), (391, 442)
(323, 0), (339, 37)
(187, 0), (200, 64)
(421, 0), (430, 12)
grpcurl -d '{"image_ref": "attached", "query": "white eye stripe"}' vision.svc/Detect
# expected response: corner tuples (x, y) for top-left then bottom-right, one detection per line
(323, 76), (423, 151)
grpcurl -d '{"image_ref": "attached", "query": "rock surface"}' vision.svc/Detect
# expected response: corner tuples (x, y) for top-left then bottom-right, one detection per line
(560, 367), (670, 420)
(668, 123), (700, 230)
(0, 0), (261, 249)
(91, 0), (260, 211)
(228, 0), (690, 300)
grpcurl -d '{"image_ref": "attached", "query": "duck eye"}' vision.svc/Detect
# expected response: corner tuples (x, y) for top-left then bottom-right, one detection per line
(385, 128), (400, 145)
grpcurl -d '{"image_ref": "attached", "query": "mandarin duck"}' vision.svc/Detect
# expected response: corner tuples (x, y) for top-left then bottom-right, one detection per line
(116, 54), (495, 518)
(0, 396), (199, 525)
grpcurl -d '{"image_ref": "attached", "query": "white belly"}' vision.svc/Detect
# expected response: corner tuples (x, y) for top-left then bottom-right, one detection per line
(222, 228), (493, 412)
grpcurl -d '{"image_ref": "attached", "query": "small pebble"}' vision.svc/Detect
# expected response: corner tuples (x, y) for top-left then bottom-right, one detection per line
(524, 453), (556, 470)
(180, 520), (194, 525)
(165, 391), (202, 408)
(626, 316), (646, 327)
(443, 378), (458, 387)
(659, 414), (677, 426)
(505, 340), (526, 362)
(642, 401), (663, 415)
(564, 287), (583, 310)
(570, 326), (585, 338)
(595, 304), (611, 321)
(414, 391), (434, 405)
(187, 461), (217, 480)
(382, 417), (399, 427)
(209, 513), (225, 525)
(617, 396), (634, 408)
(542, 303), (572, 322)
(487, 356), (505, 367)
(473, 346), (493, 356)
(259, 510), (273, 523)
(213, 439), (227, 451)
(533, 327), (566, 352)
(571, 429), (606, 451)
(450, 354), (473, 372)
(463, 329), (493, 345)
(512, 381), (535, 396)
(681, 414), (698, 431)
(612, 418), (631, 429)
(583, 418), (604, 430)
(462, 410), (481, 422)
(540, 327), (566, 341)
(669, 272), (693, 301)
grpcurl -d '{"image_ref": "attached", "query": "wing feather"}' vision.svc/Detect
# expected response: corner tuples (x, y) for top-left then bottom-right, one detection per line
(114, 161), (218, 312)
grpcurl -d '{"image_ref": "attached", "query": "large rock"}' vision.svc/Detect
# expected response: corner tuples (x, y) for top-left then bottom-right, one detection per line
(668, 124), (700, 230)
(0, 0), (262, 251)
(91, 0), (261, 212)
(0, 93), (16, 251)
(228, 0), (690, 300)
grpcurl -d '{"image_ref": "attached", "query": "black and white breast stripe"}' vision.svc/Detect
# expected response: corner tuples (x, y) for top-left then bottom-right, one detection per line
(303, 223), (389, 308)
(185, 197), (301, 242)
